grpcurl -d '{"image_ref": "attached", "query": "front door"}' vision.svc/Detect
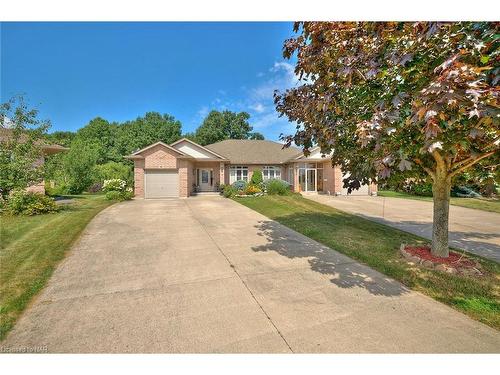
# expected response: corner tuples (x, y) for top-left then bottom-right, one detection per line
(299, 168), (317, 192)
(198, 169), (213, 191)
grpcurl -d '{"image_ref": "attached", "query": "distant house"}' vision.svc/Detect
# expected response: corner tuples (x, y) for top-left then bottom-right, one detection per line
(0, 128), (68, 194)
(125, 138), (377, 198)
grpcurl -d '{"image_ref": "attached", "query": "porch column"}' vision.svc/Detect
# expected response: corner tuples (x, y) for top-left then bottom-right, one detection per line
(293, 164), (300, 192)
(219, 162), (225, 186)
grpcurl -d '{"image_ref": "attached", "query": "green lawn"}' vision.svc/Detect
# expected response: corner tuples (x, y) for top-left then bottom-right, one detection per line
(234, 194), (500, 330)
(378, 190), (500, 214)
(0, 194), (115, 340)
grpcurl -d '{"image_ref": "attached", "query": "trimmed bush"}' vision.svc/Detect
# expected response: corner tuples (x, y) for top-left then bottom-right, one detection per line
(232, 180), (247, 191)
(250, 169), (263, 185)
(6, 190), (59, 215)
(222, 185), (236, 198)
(265, 179), (291, 195)
(105, 189), (133, 201)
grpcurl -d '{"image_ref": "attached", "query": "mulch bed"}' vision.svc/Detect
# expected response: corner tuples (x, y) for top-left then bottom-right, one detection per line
(404, 245), (477, 267)
(400, 244), (482, 276)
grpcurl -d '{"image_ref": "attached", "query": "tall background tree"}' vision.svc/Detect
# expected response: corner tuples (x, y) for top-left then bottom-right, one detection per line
(275, 22), (499, 257)
(45, 111), (183, 194)
(0, 97), (50, 198)
(192, 110), (264, 145)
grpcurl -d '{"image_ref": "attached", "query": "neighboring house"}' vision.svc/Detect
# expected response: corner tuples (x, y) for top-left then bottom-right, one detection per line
(125, 138), (377, 198)
(0, 128), (68, 194)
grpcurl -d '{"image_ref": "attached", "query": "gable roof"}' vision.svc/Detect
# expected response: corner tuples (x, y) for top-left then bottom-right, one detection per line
(125, 141), (192, 159)
(170, 138), (228, 160)
(205, 139), (301, 164)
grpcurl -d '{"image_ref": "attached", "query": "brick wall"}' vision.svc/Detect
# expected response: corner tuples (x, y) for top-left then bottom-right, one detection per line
(132, 145), (181, 198)
(133, 159), (145, 198)
(178, 160), (191, 198)
(143, 145), (178, 169)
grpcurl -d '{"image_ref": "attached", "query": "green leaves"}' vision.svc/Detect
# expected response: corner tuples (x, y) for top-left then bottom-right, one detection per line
(275, 22), (499, 190)
(193, 110), (260, 145)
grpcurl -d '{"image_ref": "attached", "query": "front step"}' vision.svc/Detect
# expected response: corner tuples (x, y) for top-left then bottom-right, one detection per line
(191, 191), (220, 196)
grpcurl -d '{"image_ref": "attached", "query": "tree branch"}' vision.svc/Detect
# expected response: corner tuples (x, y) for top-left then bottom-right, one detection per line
(431, 150), (446, 169)
(414, 158), (436, 180)
(452, 136), (500, 170)
(450, 150), (498, 177)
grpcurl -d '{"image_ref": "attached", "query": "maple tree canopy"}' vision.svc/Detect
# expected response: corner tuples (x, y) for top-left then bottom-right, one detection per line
(275, 22), (499, 192)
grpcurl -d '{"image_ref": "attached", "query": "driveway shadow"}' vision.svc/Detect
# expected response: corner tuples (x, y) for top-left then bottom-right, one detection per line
(252, 219), (408, 297)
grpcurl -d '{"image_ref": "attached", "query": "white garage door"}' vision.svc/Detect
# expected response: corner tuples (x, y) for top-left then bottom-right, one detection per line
(341, 172), (370, 196)
(145, 170), (179, 198)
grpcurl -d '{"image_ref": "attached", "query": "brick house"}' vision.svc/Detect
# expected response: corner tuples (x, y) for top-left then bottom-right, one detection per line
(125, 138), (377, 198)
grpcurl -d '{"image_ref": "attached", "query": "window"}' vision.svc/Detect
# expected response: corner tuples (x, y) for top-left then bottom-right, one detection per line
(288, 167), (293, 184)
(229, 166), (248, 183)
(263, 166), (281, 180)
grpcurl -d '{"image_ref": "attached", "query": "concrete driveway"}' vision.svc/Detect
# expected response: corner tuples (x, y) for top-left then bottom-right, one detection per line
(306, 195), (500, 263)
(3, 197), (499, 353)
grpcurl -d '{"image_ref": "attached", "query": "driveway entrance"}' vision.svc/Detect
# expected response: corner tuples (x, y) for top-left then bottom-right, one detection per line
(3, 197), (499, 352)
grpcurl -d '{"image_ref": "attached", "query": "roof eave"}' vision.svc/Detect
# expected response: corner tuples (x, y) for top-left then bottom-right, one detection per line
(171, 138), (229, 160)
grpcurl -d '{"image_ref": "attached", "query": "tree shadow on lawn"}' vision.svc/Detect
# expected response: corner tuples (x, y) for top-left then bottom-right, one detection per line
(251, 218), (410, 297)
(348, 212), (500, 258)
(371, 217), (500, 262)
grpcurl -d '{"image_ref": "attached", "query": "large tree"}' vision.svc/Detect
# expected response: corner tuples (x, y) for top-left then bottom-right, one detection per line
(275, 22), (499, 257)
(0, 97), (50, 198)
(193, 110), (264, 145)
(116, 112), (182, 155)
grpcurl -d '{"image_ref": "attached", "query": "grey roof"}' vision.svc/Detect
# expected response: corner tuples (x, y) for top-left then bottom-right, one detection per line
(205, 139), (301, 164)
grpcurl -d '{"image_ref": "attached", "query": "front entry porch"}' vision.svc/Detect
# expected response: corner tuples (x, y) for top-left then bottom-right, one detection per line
(192, 162), (225, 194)
(295, 162), (325, 193)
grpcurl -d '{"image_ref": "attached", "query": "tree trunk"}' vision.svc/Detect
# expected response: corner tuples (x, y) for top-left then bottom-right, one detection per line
(431, 171), (452, 258)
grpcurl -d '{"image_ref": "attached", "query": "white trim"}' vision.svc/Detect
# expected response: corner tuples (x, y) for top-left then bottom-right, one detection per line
(262, 165), (281, 180)
(170, 138), (228, 160)
(128, 141), (189, 157)
(229, 165), (248, 184)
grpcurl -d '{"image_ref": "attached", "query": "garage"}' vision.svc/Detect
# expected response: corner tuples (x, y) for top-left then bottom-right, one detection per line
(341, 172), (370, 195)
(145, 170), (179, 198)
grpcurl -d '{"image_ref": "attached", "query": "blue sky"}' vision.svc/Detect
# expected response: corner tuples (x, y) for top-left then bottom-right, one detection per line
(1, 22), (299, 141)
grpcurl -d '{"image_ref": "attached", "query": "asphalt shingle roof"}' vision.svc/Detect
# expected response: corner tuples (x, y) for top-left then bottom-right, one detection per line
(205, 139), (301, 164)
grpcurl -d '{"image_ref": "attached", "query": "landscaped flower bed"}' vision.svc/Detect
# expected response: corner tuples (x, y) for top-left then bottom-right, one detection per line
(400, 244), (483, 277)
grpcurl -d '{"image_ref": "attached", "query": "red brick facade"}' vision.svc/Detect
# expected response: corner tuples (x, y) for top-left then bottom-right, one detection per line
(128, 141), (377, 198)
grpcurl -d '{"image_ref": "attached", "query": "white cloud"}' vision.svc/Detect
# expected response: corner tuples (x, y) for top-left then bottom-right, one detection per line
(243, 61), (302, 139)
(250, 103), (265, 113)
(190, 61), (303, 141)
(196, 106), (209, 119)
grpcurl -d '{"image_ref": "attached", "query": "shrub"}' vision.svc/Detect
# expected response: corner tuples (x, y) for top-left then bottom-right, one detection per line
(94, 162), (133, 186)
(250, 169), (263, 185)
(232, 180), (247, 191)
(88, 182), (103, 193)
(6, 190), (59, 215)
(105, 189), (133, 201)
(412, 183), (433, 197)
(102, 179), (127, 192)
(265, 179), (291, 195)
(244, 184), (262, 195)
(452, 186), (481, 198)
(222, 185), (236, 198)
